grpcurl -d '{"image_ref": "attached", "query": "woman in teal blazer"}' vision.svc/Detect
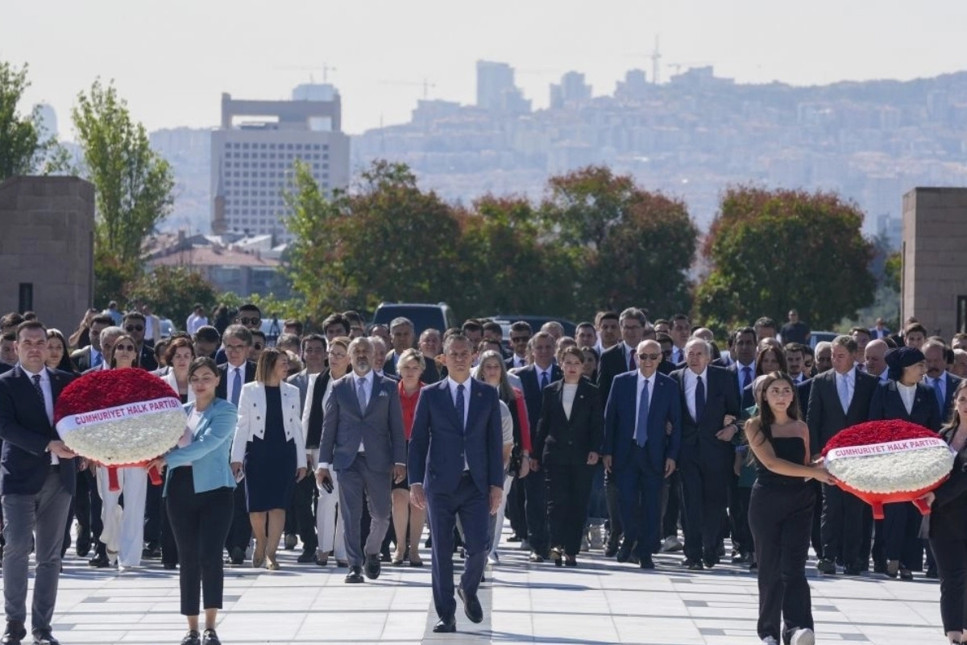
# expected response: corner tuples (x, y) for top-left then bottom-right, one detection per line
(149, 357), (237, 645)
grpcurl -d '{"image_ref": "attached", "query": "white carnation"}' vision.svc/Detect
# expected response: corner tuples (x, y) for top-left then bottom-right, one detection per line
(61, 408), (187, 466)
(827, 445), (955, 494)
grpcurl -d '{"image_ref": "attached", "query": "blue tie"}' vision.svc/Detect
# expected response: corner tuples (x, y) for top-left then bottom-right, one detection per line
(741, 366), (752, 391)
(695, 375), (705, 423)
(92, 350), (103, 368)
(934, 377), (945, 416)
(635, 379), (650, 447)
(357, 377), (368, 414)
(231, 368), (241, 406)
(455, 383), (466, 431)
(540, 371), (549, 390)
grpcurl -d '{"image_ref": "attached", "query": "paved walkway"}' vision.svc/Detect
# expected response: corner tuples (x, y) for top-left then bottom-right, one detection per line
(9, 526), (950, 644)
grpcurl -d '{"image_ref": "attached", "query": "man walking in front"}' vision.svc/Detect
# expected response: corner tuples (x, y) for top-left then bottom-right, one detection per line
(409, 334), (503, 633)
(317, 337), (406, 584)
(0, 321), (78, 645)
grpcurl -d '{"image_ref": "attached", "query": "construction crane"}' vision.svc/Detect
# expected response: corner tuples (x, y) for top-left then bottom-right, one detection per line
(378, 78), (437, 100)
(651, 35), (662, 85)
(667, 61), (712, 75)
(274, 62), (337, 83)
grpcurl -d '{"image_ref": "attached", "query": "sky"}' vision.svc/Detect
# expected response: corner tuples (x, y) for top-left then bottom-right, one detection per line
(4, 1), (967, 138)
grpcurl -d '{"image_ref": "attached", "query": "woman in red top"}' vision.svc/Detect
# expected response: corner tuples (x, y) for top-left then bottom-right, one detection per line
(393, 348), (426, 566)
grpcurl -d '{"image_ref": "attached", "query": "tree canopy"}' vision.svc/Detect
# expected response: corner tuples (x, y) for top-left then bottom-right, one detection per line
(0, 60), (68, 180)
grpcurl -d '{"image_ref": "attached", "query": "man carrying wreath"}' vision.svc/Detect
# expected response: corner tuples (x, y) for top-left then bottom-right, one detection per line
(0, 321), (78, 645)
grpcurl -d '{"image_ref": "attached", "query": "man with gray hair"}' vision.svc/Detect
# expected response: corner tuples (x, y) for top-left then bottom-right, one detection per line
(83, 326), (125, 373)
(383, 317), (415, 377)
(317, 337), (406, 584)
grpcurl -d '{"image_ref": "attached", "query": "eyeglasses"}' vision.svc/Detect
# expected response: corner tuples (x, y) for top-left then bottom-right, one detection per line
(239, 317), (261, 326)
(125, 325), (144, 332)
(637, 352), (661, 361)
(115, 344), (136, 352)
(224, 343), (248, 352)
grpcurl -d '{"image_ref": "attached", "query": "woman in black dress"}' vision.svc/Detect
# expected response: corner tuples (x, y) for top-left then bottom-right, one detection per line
(745, 372), (835, 645)
(922, 380), (967, 644)
(231, 349), (307, 570)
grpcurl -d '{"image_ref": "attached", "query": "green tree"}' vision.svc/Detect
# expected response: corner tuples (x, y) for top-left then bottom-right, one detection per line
(72, 79), (174, 300)
(126, 266), (218, 329)
(539, 166), (698, 317)
(0, 60), (69, 180)
(286, 159), (460, 315)
(695, 186), (876, 330)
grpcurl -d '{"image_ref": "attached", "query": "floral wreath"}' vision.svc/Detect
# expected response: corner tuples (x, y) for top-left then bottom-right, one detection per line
(821, 419), (954, 519)
(54, 369), (187, 491)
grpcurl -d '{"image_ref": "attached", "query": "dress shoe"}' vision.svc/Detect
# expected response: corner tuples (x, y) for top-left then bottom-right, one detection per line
(926, 566), (939, 579)
(364, 554), (381, 579)
(816, 558), (837, 575)
(201, 628), (221, 645)
(604, 542), (619, 558)
(731, 551), (750, 564)
(702, 554), (719, 569)
(507, 534), (521, 542)
(88, 553), (110, 568)
(296, 550), (315, 564)
(142, 544), (161, 559)
(432, 617), (456, 633)
(30, 630), (59, 645)
(639, 556), (655, 570)
(163, 561), (178, 570)
(885, 559), (900, 578)
(336, 559), (348, 568)
(873, 560), (887, 574)
(458, 586), (484, 623)
(843, 566), (861, 576)
(528, 551), (545, 563)
(1, 621), (26, 645)
(616, 544), (633, 563)
(283, 534), (298, 550)
(899, 568), (913, 580)
(564, 554), (577, 567)
(789, 627), (815, 645)
(682, 558), (704, 571)
(550, 547), (563, 567)
(228, 547), (245, 566)
(75, 538), (91, 558)
(180, 631), (201, 645)
(344, 566), (364, 583)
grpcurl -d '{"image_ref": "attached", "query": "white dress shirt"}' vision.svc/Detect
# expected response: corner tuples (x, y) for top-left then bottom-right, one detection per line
(22, 365), (57, 464)
(897, 382), (916, 416)
(683, 368), (708, 422)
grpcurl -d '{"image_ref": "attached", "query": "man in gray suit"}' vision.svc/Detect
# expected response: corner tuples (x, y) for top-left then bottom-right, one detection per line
(317, 337), (406, 583)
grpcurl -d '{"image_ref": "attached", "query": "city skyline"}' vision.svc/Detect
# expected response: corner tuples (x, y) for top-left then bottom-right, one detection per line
(4, 0), (967, 137)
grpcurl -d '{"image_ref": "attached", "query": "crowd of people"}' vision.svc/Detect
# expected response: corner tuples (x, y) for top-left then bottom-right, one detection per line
(2, 303), (967, 644)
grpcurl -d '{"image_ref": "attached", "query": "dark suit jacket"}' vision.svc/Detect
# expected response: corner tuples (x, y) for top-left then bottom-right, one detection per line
(868, 380), (942, 432)
(303, 370), (334, 450)
(933, 372), (963, 422)
(0, 366), (77, 495)
(533, 379), (603, 466)
(596, 343), (634, 403)
(70, 346), (99, 372)
(137, 345), (158, 372)
(805, 368), (878, 455)
(603, 371), (682, 471)
(797, 378), (813, 419)
(408, 378), (503, 496)
(517, 363), (563, 435)
(215, 361), (256, 401)
(669, 365), (741, 448)
(928, 425), (967, 539)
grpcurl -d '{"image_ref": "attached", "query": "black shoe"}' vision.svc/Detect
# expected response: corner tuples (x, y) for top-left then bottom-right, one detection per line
(283, 534), (298, 551)
(604, 542), (619, 558)
(75, 538), (91, 558)
(899, 568), (913, 580)
(163, 561), (178, 570)
(432, 617), (456, 633)
(639, 556), (655, 570)
(201, 628), (221, 645)
(528, 550), (545, 563)
(843, 566), (861, 576)
(507, 534), (522, 543)
(873, 560), (887, 574)
(564, 555), (577, 567)
(616, 544), (633, 563)
(30, 631), (59, 645)
(345, 566), (364, 583)
(142, 544), (161, 559)
(926, 567), (939, 579)
(1, 621), (25, 645)
(682, 558), (703, 571)
(297, 550), (315, 564)
(458, 586), (484, 623)
(180, 631), (201, 645)
(364, 554), (381, 580)
(702, 554), (719, 569)
(88, 553), (110, 568)
(817, 558), (837, 574)
(731, 551), (750, 564)
(228, 547), (245, 565)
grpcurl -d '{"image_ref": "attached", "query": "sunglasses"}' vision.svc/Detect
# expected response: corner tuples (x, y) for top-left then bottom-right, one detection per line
(125, 325), (144, 332)
(239, 317), (261, 326)
(116, 344), (136, 352)
(637, 352), (661, 361)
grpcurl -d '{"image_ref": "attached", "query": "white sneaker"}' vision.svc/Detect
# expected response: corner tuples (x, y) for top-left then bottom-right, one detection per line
(790, 628), (815, 645)
(760, 637), (778, 645)
(660, 535), (683, 553)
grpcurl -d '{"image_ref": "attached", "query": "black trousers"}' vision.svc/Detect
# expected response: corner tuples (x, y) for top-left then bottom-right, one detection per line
(545, 462), (594, 556)
(748, 480), (815, 644)
(661, 470), (681, 539)
(285, 475), (317, 553)
(930, 537), (967, 633)
(75, 469), (102, 549)
(506, 477), (527, 539)
(604, 468), (623, 549)
(883, 502), (922, 568)
(524, 467), (548, 554)
(165, 468), (234, 616)
(731, 485), (753, 556)
(821, 483), (866, 568)
(679, 444), (731, 562)
(224, 485), (251, 555)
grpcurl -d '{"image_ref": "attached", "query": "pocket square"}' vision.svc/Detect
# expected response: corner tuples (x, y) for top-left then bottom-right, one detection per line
(378, 390), (388, 397)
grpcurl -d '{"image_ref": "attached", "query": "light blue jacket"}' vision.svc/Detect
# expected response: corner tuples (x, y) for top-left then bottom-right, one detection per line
(163, 398), (238, 496)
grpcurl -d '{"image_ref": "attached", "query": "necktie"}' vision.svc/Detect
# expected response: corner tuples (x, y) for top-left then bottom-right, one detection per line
(455, 383), (466, 431)
(540, 371), (549, 390)
(92, 351), (103, 368)
(357, 377), (367, 413)
(628, 350), (636, 372)
(837, 373), (850, 414)
(231, 368), (241, 406)
(635, 379), (650, 447)
(741, 366), (752, 391)
(934, 377), (945, 415)
(695, 375), (705, 423)
(31, 374), (45, 405)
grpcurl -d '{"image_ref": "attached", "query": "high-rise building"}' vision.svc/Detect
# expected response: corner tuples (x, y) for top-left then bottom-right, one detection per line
(211, 86), (350, 241)
(476, 61), (531, 114)
(549, 71), (592, 109)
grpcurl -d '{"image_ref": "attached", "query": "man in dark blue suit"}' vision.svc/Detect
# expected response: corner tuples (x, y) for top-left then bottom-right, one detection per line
(924, 340), (962, 421)
(515, 331), (562, 561)
(0, 321), (78, 645)
(670, 337), (742, 570)
(603, 340), (681, 569)
(409, 334), (503, 634)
